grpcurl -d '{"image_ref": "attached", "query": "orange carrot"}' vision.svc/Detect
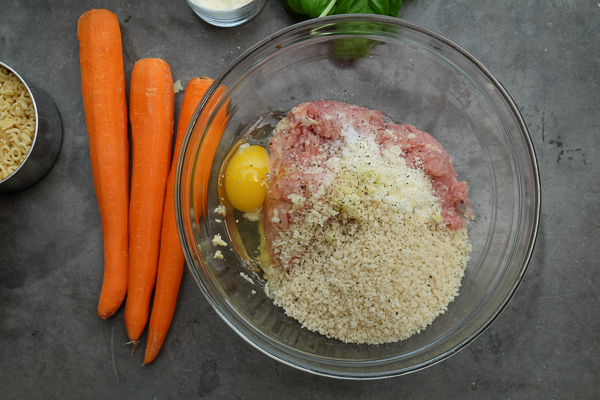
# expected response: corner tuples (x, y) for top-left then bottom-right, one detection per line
(124, 58), (175, 344)
(193, 88), (230, 222)
(144, 77), (213, 364)
(77, 9), (129, 319)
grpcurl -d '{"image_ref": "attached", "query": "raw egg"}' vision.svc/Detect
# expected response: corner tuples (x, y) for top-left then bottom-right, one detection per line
(225, 144), (270, 213)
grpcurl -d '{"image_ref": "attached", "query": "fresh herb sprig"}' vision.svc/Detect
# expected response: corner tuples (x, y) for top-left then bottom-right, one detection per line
(283, 0), (402, 59)
(283, 0), (402, 20)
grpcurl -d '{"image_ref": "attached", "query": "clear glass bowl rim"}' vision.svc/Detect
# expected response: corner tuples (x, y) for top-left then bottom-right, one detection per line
(175, 14), (541, 379)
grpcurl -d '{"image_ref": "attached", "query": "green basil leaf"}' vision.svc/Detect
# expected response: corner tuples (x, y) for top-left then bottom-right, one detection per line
(283, 0), (402, 19)
(333, 37), (380, 59)
(282, 0), (404, 59)
(283, 0), (337, 20)
(387, 0), (402, 16)
(332, 21), (383, 59)
(334, 0), (386, 15)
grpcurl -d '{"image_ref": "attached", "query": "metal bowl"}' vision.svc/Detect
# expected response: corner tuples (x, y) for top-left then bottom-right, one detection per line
(0, 61), (62, 194)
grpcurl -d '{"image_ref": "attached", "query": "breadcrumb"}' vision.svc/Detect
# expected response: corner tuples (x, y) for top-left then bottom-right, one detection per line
(214, 204), (227, 217)
(240, 272), (254, 284)
(263, 118), (471, 345)
(212, 234), (228, 247)
(173, 79), (183, 93)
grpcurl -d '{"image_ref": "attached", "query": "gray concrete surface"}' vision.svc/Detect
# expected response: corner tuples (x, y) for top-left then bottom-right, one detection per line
(0, 0), (598, 398)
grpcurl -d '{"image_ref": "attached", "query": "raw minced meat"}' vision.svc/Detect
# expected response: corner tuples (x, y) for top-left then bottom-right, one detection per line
(260, 101), (472, 344)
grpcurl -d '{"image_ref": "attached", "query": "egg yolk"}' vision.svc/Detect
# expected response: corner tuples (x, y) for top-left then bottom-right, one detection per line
(225, 144), (270, 213)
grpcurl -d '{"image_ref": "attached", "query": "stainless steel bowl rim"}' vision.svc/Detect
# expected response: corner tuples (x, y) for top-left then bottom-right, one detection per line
(0, 61), (39, 185)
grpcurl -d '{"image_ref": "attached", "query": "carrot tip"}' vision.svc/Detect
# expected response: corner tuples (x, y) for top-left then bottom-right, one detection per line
(144, 353), (157, 365)
(124, 340), (141, 355)
(97, 313), (112, 320)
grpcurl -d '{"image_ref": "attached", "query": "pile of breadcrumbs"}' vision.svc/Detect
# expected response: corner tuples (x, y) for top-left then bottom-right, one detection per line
(262, 134), (471, 344)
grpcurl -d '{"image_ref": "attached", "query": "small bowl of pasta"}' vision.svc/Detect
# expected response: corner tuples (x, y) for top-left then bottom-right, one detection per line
(0, 61), (62, 193)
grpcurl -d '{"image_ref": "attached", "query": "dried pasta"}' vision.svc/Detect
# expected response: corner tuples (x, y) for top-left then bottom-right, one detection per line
(0, 66), (36, 181)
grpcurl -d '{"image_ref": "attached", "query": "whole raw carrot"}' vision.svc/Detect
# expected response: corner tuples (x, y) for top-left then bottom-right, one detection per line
(144, 77), (213, 364)
(193, 87), (230, 222)
(77, 9), (129, 319)
(125, 58), (175, 344)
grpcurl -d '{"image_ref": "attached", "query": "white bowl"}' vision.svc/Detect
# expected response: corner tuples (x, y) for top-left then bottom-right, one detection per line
(186, 0), (266, 27)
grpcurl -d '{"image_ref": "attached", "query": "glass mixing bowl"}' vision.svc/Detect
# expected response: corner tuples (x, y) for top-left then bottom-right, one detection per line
(175, 15), (540, 379)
